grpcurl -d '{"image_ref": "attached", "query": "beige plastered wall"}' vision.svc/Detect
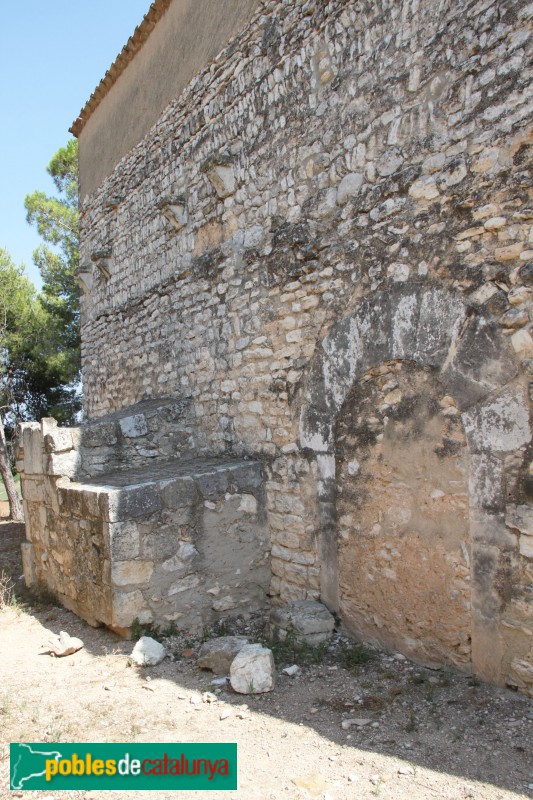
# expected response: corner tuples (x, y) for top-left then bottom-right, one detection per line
(77, 0), (260, 200)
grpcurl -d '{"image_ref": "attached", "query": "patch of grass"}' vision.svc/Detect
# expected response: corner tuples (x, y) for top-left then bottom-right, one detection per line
(267, 624), (328, 666)
(201, 619), (231, 642)
(337, 640), (374, 672)
(405, 708), (417, 732)
(131, 617), (179, 640)
(387, 685), (405, 701)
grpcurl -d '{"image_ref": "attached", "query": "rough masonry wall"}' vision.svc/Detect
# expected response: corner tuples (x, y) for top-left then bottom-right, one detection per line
(76, 0), (533, 688)
(17, 417), (269, 635)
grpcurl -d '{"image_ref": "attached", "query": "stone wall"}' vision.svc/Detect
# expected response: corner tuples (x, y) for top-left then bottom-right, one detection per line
(17, 414), (269, 635)
(22, 0), (533, 691)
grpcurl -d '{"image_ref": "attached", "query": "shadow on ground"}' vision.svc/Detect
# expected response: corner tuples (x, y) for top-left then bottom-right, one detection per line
(1, 520), (531, 799)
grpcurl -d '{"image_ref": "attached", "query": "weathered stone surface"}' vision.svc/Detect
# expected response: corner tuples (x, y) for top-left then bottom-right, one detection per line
(45, 631), (84, 658)
(119, 414), (148, 438)
(462, 389), (531, 453)
(113, 591), (149, 628)
(270, 600), (335, 645)
(206, 165), (235, 199)
(17, 0), (533, 696)
(111, 560), (154, 587)
(22, 424), (43, 475)
(197, 636), (249, 674)
(508, 650), (533, 696)
(230, 644), (276, 694)
(130, 636), (166, 666)
(102, 485), (162, 521)
(43, 423), (74, 454)
(505, 505), (533, 536)
(107, 521), (140, 560)
(336, 173), (364, 205)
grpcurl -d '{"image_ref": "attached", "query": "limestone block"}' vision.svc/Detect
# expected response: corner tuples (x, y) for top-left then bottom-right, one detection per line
(211, 595), (238, 612)
(230, 644), (276, 694)
(46, 450), (81, 478)
(462, 387), (531, 453)
(238, 494), (258, 514)
(112, 590), (147, 627)
(270, 600), (335, 645)
(471, 545), (503, 618)
(111, 560), (153, 587)
(167, 574), (200, 594)
(119, 414), (148, 438)
(469, 454), (504, 510)
(107, 521), (140, 560)
(21, 542), (36, 587)
(159, 476), (197, 509)
(161, 542), (198, 572)
(21, 479), (45, 504)
(505, 505), (533, 536)
(508, 654), (533, 694)
(22, 424), (43, 475)
(80, 421), (118, 448)
(80, 487), (104, 519)
(408, 176), (439, 200)
(415, 287), (466, 367)
(519, 535), (533, 559)
(438, 158), (467, 188)
(157, 197), (188, 231)
(390, 289), (420, 360)
(100, 484), (161, 521)
(206, 165), (235, 199)
(494, 243), (523, 261)
(43, 424), (74, 454)
(336, 173), (363, 205)
(422, 153), (445, 173)
(243, 225), (264, 250)
(45, 631), (84, 657)
(441, 313), (517, 409)
(197, 636), (249, 674)
(376, 148), (404, 177)
(470, 511), (518, 548)
(131, 636), (166, 666)
(511, 329), (533, 359)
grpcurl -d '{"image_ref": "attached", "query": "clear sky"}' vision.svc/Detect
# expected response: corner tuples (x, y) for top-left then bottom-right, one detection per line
(0, 0), (153, 289)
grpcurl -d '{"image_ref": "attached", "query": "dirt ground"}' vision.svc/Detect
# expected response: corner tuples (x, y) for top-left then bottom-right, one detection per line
(1, 518), (532, 800)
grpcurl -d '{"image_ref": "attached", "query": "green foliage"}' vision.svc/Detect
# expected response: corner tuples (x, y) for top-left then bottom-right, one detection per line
(268, 624), (328, 666)
(24, 139), (80, 421)
(0, 248), (76, 425)
(337, 640), (374, 671)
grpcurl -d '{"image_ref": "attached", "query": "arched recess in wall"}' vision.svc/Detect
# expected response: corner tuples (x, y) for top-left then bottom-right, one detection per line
(299, 284), (531, 683)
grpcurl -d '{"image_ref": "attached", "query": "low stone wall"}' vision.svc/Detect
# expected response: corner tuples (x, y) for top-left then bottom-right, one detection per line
(17, 416), (270, 636)
(78, 396), (197, 477)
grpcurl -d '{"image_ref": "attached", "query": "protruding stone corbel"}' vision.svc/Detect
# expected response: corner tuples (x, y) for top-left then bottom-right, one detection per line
(201, 152), (236, 199)
(104, 195), (123, 211)
(156, 195), (188, 231)
(91, 247), (112, 281)
(78, 264), (95, 295)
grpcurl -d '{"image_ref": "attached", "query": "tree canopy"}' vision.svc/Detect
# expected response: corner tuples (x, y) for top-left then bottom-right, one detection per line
(24, 138), (81, 421)
(0, 140), (81, 519)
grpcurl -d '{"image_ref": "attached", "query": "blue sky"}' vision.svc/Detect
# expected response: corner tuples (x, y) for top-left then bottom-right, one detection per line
(0, 0), (153, 289)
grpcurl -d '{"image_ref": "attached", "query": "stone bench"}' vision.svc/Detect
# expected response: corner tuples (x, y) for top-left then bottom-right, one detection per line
(17, 413), (270, 636)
